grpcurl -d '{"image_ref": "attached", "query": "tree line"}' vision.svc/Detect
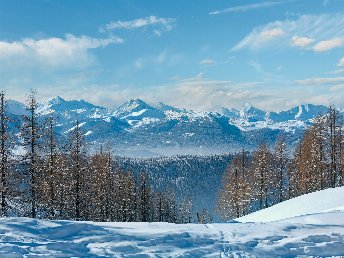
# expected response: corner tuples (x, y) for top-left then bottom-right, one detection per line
(0, 90), (213, 223)
(217, 107), (344, 220)
(1, 90), (343, 222)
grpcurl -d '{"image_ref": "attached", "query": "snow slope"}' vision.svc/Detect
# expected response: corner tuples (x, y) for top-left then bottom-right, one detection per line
(0, 212), (343, 257)
(1, 188), (344, 257)
(237, 186), (344, 223)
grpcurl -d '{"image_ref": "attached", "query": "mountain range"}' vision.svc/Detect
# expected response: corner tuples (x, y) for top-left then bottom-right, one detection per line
(6, 97), (336, 156)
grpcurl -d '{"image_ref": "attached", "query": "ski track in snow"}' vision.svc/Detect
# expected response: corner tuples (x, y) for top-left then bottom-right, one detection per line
(0, 212), (343, 257)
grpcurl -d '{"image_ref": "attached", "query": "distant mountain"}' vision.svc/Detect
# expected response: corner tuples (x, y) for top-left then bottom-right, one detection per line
(5, 97), (339, 156)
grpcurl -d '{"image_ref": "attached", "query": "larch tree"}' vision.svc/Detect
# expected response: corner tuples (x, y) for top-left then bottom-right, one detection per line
(179, 196), (193, 223)
(274, 137), (289, 203)
(0, 91), (10, 216)
(217, 156), (251, 220)
(42, 114), (59, 218)
(326, 107), (343, 187)
(21, 89), (43, 218)
(68, 120), (87, 220)
(138, 172), (152, 222)
(89, 151), (113, 221)
(252, 144), (274, 210)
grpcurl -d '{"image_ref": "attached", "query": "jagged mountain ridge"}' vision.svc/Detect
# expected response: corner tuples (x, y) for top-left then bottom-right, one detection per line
(6, 97), (334, 156)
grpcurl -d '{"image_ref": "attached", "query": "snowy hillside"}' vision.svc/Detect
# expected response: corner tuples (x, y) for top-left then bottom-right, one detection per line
(237, 186), (344, 223)
(0, 211), (343, 256)
(6, 97), (337, 155)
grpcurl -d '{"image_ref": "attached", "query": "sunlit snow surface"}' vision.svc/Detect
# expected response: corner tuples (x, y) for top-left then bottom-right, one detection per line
(0, 213), (343, 257)
(236, 187), (344, 223)
(1, 188), (344, 257)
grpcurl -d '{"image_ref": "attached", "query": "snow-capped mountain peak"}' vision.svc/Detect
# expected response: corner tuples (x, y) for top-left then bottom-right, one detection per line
(48, 96), (65, 105)
(4, 97), (341, 156)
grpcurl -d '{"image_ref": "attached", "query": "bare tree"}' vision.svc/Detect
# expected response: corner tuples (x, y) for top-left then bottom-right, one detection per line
(21, 89), (42, 218)
(0, 91), (10, 216)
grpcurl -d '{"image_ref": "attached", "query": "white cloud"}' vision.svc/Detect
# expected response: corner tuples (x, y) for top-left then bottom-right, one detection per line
(64, 74), (342, 111)
(100, 16), (175, 33)
(326, 68), (344, 74)
(233, 28), (285, 50)
(338, 57), (344, 67)
(232, 14), (344, 51)
(261, 28), (285, 40)
(313, 38), (344, 52)
(209, 1), (286, 15)
(296, 76), (344, 85)
(199, 59), (215, 65)
(0, 34), (123, 69)
(291, 36), (314, 47)
(4, 73), (344, 112)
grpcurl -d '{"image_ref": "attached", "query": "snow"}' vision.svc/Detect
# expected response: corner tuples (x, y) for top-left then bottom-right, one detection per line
(84, 130), (92, 136)
(237, 186), (344, 223)
(295, 105), (303, 119)
(64, 122), (86, 133)
(0, 211), (343, 257)
(124, 109), (147, 117)
(0, 187), (343, 256)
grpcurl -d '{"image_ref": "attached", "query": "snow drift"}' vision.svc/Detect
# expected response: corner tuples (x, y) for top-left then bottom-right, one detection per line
(236, 186), (344, 223)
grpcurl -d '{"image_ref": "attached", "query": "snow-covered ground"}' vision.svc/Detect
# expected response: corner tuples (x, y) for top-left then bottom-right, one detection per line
(0, 187), (343, 257)
(237, 186), (344, 223)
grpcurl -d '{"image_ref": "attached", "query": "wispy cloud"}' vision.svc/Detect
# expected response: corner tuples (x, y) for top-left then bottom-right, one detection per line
(100, 16), (175, 34)
(326, 68), (344, 74)
(5, 72), (343, 112)
(0, 34), (123, 69)
(291, 36), (315, 48)
(232, 14), (344, 51)
(313, 38), (344, 52)
(338, 57), (344, 67)
(296, 77), (344, 85)
(209, 1), (286, 15)
(199, 59), (215, 65)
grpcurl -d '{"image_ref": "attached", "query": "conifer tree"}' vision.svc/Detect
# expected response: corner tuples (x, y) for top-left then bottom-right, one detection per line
(21, 89), (42, 218)
(252, 144), (274, 209)
(217, 156), (251, 220)
(179, 196), (193, 223)
(42, 114), (59, 218)
(0, 91), (10, 216)
(68, 120), (87, 220)
(138, 172), (152, 222)
(326, 107), (343, 187)
(274, 137), (289, 203)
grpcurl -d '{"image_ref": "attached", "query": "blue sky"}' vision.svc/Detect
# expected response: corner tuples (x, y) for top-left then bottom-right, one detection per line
(0, 0), (344, 111)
